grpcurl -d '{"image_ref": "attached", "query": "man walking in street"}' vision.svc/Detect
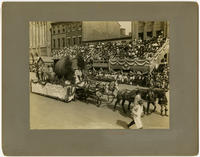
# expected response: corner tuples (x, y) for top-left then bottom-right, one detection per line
(127, 90), (144, 129)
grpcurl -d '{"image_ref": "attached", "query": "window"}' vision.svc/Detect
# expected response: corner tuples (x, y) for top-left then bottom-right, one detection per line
(138, 32), (144, 40)
(53, 39), (55, 48)
(73, 38), (76, 45)
(147, 31), (153, 38)
(58, 29), (60, 34)
(58, 38), (60, 48)
(62, 38), (65, 47)
(53, 30), (55, 34)
(63, 28), (65, 33)
(156, 30), (162, 37)
(79, 37), (82, 44)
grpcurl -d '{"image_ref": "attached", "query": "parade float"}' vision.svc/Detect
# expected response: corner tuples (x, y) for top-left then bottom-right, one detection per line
(30, 52), (104, 104)
(31, 80), (75, 102)
(30, 55), (81, 102)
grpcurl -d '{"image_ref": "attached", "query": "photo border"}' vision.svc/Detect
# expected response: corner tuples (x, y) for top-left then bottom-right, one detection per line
(2, 2), (198, 155)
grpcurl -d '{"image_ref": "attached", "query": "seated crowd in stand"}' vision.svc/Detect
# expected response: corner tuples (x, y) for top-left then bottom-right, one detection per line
(50, 35), (168, 89)
(52, 35), (166, 63)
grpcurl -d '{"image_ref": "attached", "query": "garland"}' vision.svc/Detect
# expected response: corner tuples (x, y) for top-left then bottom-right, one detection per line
(109, 58), (150, 66)
(109, 39), (169, 67)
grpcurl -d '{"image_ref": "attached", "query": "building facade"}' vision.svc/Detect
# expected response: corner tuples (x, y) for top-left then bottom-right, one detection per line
(131, 21), (169, 40)
(51, 21), (122, 50)
(82, 21), (121, 42)
(29, 21), (51, 57)
(51, 22), (82, 50)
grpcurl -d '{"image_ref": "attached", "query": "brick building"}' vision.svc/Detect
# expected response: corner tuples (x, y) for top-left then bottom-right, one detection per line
(51, 21), (121, 50)
(51, 22), (82, 50)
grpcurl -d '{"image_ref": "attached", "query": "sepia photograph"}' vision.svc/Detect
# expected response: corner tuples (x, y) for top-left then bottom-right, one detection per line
(29, 21), (169, 129)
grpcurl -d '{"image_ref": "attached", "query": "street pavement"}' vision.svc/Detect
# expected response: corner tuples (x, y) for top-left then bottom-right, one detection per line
(30, 85), (169, 129)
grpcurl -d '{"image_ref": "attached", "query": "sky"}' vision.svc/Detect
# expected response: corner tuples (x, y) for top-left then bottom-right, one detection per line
(118, 21), (132, 35)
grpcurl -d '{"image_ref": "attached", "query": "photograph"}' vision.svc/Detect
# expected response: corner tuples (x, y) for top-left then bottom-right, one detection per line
(29, 21), (170, 129)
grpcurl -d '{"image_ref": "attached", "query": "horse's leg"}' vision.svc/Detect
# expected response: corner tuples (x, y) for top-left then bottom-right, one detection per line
(152, 102), (156, 112)
(128, 101), (131, 111)
(143, 105), (146, 114)
(146, 102), (150, 114)
(164, 105), (168, 116)
(121, 99), (126, 114)
(160, 105), (164, 116)
(113, 98), (119, 111)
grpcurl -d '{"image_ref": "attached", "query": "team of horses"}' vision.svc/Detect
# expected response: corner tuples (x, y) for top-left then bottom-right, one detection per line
(76, 80), (168, 116)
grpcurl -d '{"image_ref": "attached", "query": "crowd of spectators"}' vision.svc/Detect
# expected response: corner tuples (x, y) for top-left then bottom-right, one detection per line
(52, 35), (166, 63)
(86, 63), (169, 90)
(50, 35), (168, 89)
(92, 65), (169, 89)
(89, 69), (150, 87)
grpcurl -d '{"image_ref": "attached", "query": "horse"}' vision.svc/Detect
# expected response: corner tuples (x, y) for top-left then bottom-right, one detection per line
(113, 88), (158, 114)
(141, 88), (168, 116)
(111, 84), (168, 116)
(113, 89), (137, 113)
(144, 88), (157, 114)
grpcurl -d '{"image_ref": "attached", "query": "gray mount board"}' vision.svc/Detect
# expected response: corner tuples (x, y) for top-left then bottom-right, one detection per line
(2, 2), (198, 156)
